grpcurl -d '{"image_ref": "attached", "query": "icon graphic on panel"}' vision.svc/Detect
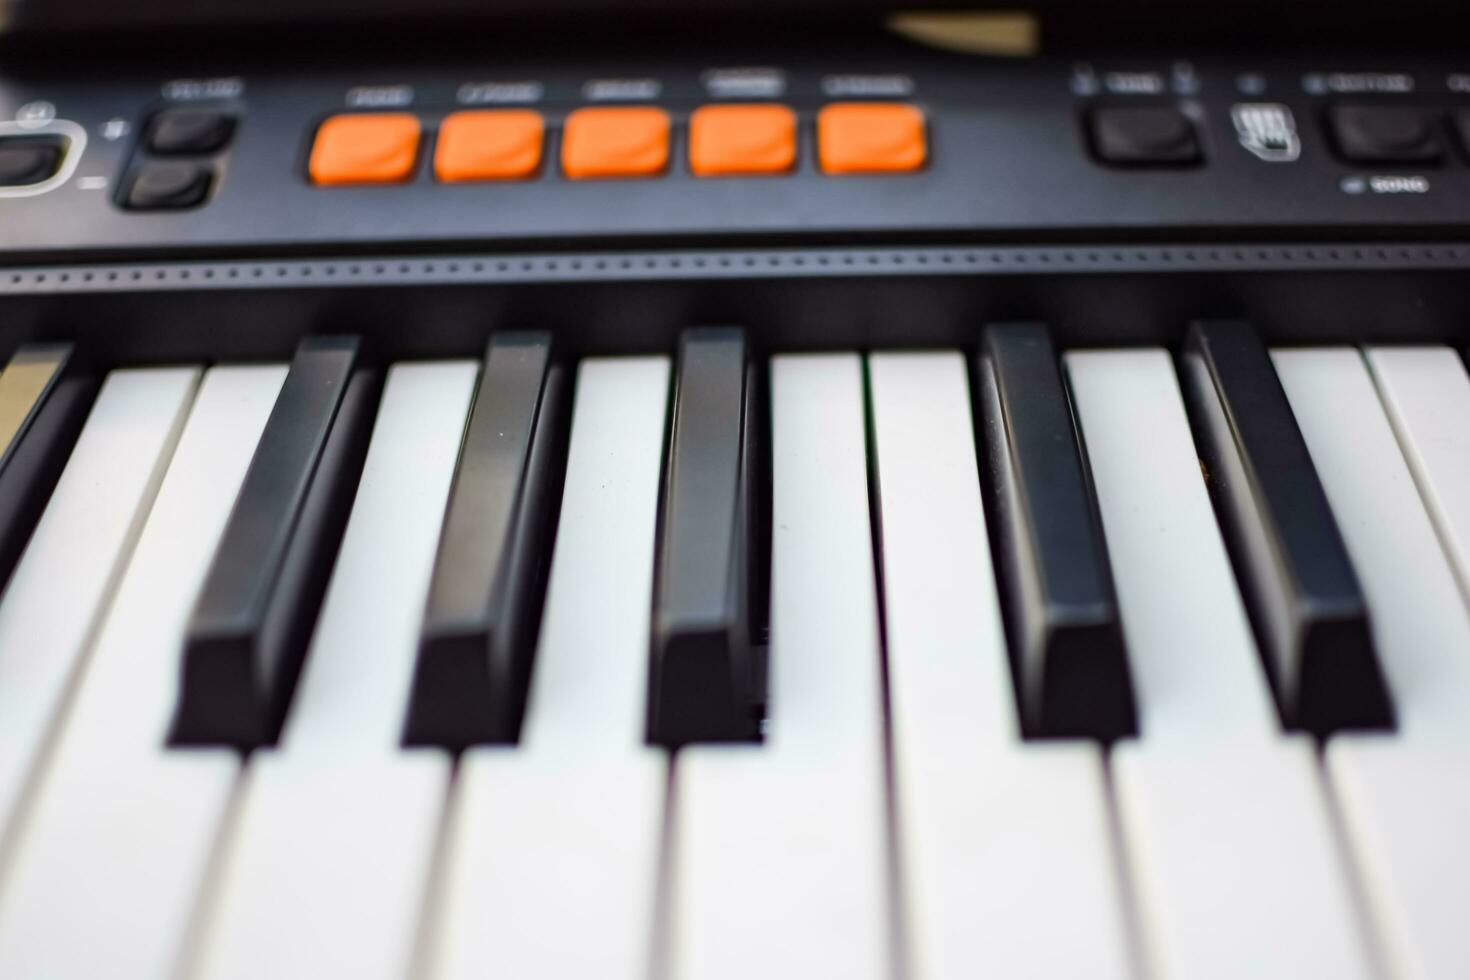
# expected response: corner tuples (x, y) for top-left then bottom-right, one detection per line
(1232, 103), (1301, 162)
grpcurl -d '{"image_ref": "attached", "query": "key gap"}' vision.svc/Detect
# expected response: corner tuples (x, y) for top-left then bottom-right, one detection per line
(404, 753), (462, 980)
(169, 762), (252, 980)
(1098, 751), (1150, 980)
(647, 752), (678, 980)
(859, 353), (911, 980)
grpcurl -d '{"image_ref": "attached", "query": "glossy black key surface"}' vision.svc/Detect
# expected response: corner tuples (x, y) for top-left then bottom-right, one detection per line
(977, 324), (1137, 741)
(647, 327), (760, 746)
(405, 332), (566, 748)
(0, 345), (97, 596)
(1181, 321), (1394, 735)
(173, 337), (373, 748)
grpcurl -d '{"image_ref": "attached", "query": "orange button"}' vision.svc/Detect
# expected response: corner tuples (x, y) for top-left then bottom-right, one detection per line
(689, 104), (797, 176)
(309, 113), (421, 185)
(435, 110), (544, 182)
(817, 103), (927, 175)
(562, 107), (670, 179)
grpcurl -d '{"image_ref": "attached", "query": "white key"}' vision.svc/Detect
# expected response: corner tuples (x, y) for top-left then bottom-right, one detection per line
(1328, 741), (1470, 980)
(430, 750), (665, 980)
(1277, 347), (1470, 980)
(667, 355), (891, 980)
(0, 365), (287, 980)
(189, 362), (477, 980)
(1364, 346), (1470, 617)
(0, 370), (196, 849)
(867, 351), (1131, 980)
(191, 753), (447, 980)
(428, 358), (669, 980)
(1067, 350), (1372, 980)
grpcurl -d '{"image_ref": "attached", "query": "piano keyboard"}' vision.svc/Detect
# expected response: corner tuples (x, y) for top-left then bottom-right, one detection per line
(0, 324), (1466, 980)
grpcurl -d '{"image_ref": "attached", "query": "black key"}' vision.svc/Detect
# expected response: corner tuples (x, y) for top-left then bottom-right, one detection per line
(405, 333), (567, 748)
(1181, 321), (1394, 735)
(173, 337), (376, 748)
(0, 345), (97, 596)
(647, 327), (760, 746)
(977, 324), (1137, 741)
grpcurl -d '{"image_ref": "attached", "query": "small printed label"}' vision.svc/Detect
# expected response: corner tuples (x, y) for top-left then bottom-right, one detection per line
(1448, 74), (1470, 94)
(457, 81), (544, 105)
(346, 85), (414, 108)
(583, 78), (661, 101)
(163, 77), (245, 101)
(703, 67), (786, 99)
(1341, 174), (1431, 195)
(821, 74), (914, 98)
(1236, 73), (1269, 96)
(1304, 72), (1414, 95)
(1071, 63), (1101, 96)
(1232, 104), (1301, 162)
(1103, 71), (1166, 95)
(101, 118), (130, 140)
(76, 176), (108, 190)
(1171, 62), (1200, 95)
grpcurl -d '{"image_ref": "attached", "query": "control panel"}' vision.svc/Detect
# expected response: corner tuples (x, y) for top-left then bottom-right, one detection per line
(301, 101), (926, 189)
(1, 38), (1470, 258)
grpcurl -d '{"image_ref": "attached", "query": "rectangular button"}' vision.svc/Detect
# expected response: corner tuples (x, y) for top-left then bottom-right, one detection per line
(434, 109), (544, 181)
(977, 324), (1135, 740)
(689, 104), (797, 176)
(1328, 105), (1443, 164)
(407, 333), (566, 747)
(309, 113), (421, 186)
(817, 102), (926, 174)
(561, 107), (670, 179)
(649, 328), (759, 746)
(1089, 105), (1202, 166)
(1182, 322), (1392, 735)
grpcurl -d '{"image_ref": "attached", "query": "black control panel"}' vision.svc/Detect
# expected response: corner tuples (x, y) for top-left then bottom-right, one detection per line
(1, 37), (1470, 259)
